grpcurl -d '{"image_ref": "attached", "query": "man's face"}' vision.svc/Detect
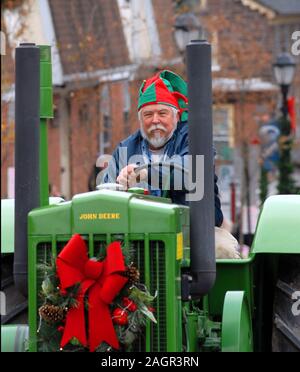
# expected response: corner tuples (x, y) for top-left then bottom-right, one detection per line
(139, 104), (179, 149)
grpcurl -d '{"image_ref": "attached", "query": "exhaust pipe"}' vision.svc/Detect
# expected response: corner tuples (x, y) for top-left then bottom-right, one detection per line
(186, 40), (216, 297)
(14, 43), (40, 297)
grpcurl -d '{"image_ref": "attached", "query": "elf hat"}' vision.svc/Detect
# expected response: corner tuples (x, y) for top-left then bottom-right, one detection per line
(138, 70), (188, 121)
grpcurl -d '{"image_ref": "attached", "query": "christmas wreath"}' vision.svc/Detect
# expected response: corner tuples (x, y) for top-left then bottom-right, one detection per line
(37, 234), (156, 352)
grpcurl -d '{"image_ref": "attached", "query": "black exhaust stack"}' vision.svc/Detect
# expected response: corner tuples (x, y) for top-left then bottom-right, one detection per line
(14, 43), (40, 297)
(186, 40), (216, 298)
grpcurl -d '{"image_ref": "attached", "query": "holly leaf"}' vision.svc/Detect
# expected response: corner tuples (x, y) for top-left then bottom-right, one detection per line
(139, 304), (157, 324)
(42, 277), (54, 296)
(129, 286), (157, 304)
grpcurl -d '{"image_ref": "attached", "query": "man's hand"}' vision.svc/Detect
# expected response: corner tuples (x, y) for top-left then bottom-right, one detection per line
(117, 164), (147, 190)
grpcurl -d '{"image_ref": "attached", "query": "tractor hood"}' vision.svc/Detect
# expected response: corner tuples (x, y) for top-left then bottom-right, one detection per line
(28, 190), (189, 236)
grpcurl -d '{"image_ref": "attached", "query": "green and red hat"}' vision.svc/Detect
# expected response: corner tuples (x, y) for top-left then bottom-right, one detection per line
(138, 70), (188, 121)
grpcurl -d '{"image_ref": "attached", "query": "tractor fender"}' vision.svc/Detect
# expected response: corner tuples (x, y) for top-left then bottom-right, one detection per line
(252, 195), (300, 254)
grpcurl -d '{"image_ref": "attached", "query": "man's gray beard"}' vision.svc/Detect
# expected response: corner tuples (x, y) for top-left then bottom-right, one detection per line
(140, 125), (176, 149)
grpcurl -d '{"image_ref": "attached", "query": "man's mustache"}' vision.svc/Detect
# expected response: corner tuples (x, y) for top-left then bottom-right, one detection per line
(148, 124), (167, 134)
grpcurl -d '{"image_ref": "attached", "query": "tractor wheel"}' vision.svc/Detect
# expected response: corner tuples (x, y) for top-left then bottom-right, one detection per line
(272, 255), (300, 352)
(221, 291), (253, 352)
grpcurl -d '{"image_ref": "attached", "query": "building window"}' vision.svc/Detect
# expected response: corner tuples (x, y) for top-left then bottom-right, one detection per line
(211, 31), (220, 71)
(123, 111), (130, 136)
(123, 80), (131, 136)
(103, 114), (112, 148)
(117, 0), (161, 62)
(213, 105), (234, 162)
(99, 84), (111, 153)
(79, 103), (90, 124)
(213, 105), (235, 222)
(195, 28), (220, 71)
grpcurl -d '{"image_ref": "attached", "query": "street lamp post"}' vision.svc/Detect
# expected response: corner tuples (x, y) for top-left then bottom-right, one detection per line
(174, 13), (203, 55)
(273, 53), (296, 133)
(273, 52), (296, 194)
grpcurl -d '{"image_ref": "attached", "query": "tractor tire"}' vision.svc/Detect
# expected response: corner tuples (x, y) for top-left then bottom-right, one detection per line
(272, 255), (300, 352)
(1, 254), (28, 325)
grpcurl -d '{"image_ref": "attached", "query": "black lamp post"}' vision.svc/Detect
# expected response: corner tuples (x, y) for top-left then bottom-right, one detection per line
(273, 53), (296, 128)
(273, 52), (297, 194)
(174, 13), (203, 54)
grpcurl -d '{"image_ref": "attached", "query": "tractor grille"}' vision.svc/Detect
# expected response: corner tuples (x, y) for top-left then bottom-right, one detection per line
(35, 237), (167, 352)
(150, 241), (166, 351)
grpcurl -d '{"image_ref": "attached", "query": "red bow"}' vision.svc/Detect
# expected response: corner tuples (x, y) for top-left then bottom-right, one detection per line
(56, 234), (128, 352)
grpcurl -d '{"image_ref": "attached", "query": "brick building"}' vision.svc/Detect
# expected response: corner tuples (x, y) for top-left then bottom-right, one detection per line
(198, 0), (299, 230)
(1, 0), (299, 228)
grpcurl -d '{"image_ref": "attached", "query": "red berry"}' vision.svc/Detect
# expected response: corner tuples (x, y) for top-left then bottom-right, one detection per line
(112, 308), (128, 325)
(122, 297), (138, 312)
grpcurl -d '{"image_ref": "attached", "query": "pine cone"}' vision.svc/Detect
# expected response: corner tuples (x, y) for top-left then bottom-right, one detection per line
(125, 265), (140, 284)
(38, 304), (66, 323)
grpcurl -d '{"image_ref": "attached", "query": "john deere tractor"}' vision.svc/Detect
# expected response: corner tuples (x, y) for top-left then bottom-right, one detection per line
(1, 41), (299, 352)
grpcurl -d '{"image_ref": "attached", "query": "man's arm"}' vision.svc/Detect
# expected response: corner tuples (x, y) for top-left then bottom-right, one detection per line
(102, 137), (224, 227)
(214, 174), (223, 227)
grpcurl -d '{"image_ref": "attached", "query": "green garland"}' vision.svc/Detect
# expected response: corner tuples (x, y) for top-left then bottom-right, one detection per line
(37, 253), (156, 352)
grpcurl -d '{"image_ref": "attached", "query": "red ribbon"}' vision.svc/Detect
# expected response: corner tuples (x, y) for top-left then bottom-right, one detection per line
(56, 234), (128, 352)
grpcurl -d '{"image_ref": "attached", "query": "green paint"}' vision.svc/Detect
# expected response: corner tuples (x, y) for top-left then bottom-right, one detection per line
(1, 199), (14, 254)
(221, 291), (253, 352)
(39, 45), (53, 119)
(25, 188), (298, 352)
(208, 257), (255, 317)
(38, 45), (53, 207)
(28, 192), (185, 351)
(39, 119), (49, 207)
(28, 237), (38, 352)
(28, 191), (187, 236)
(252, 195), (300, 254)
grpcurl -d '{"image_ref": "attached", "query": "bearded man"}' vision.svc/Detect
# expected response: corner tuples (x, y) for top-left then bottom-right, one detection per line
(102, 70), (223, 227)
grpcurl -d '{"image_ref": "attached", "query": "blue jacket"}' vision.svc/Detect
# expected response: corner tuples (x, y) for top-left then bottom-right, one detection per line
(103, 121), (223, 227)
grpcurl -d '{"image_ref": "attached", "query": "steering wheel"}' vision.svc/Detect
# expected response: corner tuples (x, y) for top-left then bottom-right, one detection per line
(97, 161), (189, 193)
(133, 161), (189, 175)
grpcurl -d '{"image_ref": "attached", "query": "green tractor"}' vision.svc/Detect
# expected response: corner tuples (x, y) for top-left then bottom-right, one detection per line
(1, 42), (299, 352)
